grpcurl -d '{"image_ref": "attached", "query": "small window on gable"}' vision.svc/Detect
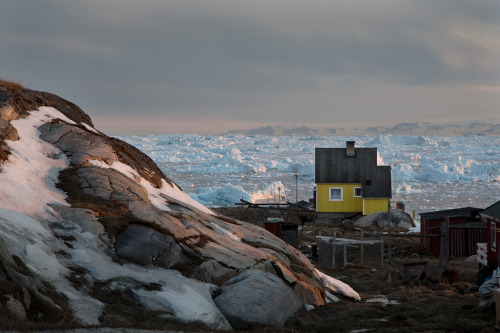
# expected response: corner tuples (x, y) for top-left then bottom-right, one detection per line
(492, 222), (497, 252)
(329, 187), (343, 201)
(354, 187), (362, 197)
(365, 180), (372, 186)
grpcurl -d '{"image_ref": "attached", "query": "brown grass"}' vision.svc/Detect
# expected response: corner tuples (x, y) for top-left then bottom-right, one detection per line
(214, 207), (497, 333)
(0, 79), (24, 93)
(0, 79), (40, 116)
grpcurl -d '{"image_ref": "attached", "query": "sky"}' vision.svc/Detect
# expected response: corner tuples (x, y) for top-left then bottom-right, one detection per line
(1, 0), (499, 135)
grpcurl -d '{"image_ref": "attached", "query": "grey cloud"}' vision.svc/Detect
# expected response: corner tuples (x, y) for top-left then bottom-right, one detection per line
(0, 0), (498, 132)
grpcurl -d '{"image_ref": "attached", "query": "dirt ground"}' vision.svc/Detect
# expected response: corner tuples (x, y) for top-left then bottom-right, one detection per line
(214, 206), (497, 333)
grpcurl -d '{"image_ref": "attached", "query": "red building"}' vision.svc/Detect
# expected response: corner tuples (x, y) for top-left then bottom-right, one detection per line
(481, 201), (500, 265)
(420, 207), (484, 257)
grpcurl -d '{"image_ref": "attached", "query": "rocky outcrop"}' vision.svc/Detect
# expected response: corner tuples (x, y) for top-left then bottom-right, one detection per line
(115, 224), (192, 269)
(354, 209), (415, 229)
(0, 81), (357, 330)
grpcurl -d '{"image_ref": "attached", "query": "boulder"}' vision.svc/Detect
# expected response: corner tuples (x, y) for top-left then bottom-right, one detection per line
(354, 209), (415, 229)
(214, 270), (303, 329)
(190, 259), (237, 285)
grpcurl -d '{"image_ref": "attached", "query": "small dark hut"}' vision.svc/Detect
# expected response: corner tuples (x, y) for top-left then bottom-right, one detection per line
(420, 207), (485, 257)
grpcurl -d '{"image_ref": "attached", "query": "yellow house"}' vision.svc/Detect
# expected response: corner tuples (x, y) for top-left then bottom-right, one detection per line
(315, 141), (391, 217)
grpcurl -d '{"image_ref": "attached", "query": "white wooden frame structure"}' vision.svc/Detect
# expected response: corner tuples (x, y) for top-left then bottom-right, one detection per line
(317, 234), (384, 269)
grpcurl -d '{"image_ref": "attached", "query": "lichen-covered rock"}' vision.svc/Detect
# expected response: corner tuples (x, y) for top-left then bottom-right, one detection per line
(0, 118), (18, 141)
(39, 122), (119, 166)
(72, 166), (150, 203)
(214, 270), (303, 329)
(0, 81), (348, 330)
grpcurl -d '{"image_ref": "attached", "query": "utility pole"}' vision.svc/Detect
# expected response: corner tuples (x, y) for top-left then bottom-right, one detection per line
(393, 163), (397, 209)
(388, 165), (392, 283)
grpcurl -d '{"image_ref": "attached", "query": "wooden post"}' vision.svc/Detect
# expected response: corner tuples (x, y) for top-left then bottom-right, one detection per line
(381, 235), (384, 268)
(343, 244), (347, 268)
(444, 217), (450, 270)
(439, 227), (444, 268)
(388, 200), (392, 282)
(360, 229), (364, 265)
(317, 230), (322, 269)
(331, 232), (337, 269)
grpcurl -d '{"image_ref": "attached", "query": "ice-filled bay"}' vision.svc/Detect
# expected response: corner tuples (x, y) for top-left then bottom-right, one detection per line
(117, 134), (500, 216)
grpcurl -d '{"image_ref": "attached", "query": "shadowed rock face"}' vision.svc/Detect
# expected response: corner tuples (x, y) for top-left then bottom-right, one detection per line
(354, 209), (415, 229)
(0, 82), (328, 329)
(214, 269), (303, 329)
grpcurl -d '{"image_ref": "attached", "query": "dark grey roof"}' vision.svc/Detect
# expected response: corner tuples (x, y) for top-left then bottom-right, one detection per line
(315, 147), (391, 198)
(481, 201), (500, 219)
(419, 207), (482, 221)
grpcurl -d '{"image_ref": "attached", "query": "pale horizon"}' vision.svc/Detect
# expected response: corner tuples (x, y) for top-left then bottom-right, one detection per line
(94, 115), (500, 136)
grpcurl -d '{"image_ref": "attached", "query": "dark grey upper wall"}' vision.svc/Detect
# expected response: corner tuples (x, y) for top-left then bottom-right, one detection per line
(315, 147), (392, 198)
(482, 201), (500, 220)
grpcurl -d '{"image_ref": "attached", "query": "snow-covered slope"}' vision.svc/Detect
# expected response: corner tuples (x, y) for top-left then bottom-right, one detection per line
(0, 82), (359, 330)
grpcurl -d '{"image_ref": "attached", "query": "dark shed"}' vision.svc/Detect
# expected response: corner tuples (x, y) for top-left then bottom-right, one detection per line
(420, 207), (484, 257)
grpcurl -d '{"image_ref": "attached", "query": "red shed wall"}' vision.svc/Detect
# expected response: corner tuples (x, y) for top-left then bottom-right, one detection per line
(421, 217), (483, 257)
(449, 227), (486, 257)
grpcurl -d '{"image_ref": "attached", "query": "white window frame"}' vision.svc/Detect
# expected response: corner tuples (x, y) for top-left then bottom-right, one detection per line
(354, 187), (362, 198)
(329, 187), (343, 201)
(492, 222), (497, 253)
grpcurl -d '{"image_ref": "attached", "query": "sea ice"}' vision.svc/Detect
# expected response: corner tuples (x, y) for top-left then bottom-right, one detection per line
(117, 133), (500, 215)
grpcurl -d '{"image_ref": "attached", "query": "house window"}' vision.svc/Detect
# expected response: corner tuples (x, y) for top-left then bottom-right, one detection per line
(354, 187), (362, 197)
(492, 222), (497, 252)
(329, 187), (343, 201)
